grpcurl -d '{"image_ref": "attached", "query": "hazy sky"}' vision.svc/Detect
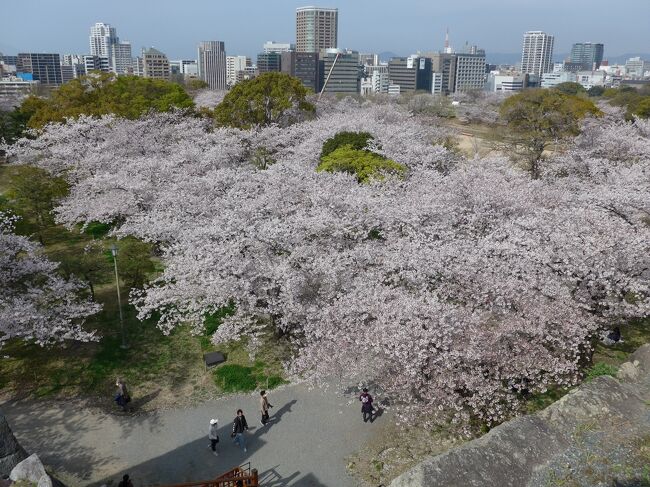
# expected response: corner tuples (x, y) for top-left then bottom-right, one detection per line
(2, 0), (649, 60)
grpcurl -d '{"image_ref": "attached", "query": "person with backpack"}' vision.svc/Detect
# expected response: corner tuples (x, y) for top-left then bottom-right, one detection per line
(208, 418), (219, 456)
(118, 474), (134, 487)
(115, 378), (131, 412)
(359, 387), (374, 423)
(231, 409), (249, 452)
(259, 390), (273, 426)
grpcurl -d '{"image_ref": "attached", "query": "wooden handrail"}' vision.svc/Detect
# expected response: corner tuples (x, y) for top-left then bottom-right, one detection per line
(156, 464), (258, 487)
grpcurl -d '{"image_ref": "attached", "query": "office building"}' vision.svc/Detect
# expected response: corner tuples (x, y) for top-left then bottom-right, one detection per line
(263, 41), (295, 53)
(257, 52), (282, 73)
(487, 74), (526, 92)
(388, 56), (432, 92)
(541, 71), (576, 89)
(16, 53), (63, 86)
(281, 51), (297, 76)
(430, 53), (457, 95)
(296, 6), (338, 53)
(454, 49), (486, 92)
(521, 31), (554, 76)
(198, 41), (227, 90)
(295, 52), (319, 92)
(0, 76), (40, 99)
(570, 42), (604, 71)
(359, 53), (379, 66)
(111, 42), (132, 74)
(320, 49), (360, 94)
(142, 47), (170, 80)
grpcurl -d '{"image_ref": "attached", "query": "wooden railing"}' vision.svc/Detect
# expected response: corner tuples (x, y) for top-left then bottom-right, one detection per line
(158, 463), (258, 487)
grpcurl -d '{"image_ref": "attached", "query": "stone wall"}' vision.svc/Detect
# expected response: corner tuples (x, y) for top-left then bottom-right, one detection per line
(0, 411), (28, 477)
(391, 344), (650, 487)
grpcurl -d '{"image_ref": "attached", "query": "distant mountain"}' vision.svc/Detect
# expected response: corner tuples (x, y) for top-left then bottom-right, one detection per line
(378, 51), (400, 63)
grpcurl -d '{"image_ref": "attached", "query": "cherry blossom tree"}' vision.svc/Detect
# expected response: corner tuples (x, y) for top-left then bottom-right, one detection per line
(5, 101), (649, 428)
(0, 212), (100, 346)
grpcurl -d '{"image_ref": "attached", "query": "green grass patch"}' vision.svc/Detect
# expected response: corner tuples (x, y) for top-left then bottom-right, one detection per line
(213, 361), (286, 393)
(585, 362), (619, 381)
(593, 318), (650, 367)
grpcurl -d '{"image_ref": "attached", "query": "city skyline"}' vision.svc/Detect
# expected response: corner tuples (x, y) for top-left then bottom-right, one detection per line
(1, 0), (649, 61)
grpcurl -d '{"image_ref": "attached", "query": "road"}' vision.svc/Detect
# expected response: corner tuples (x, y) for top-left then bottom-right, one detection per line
(2, 383), (387, 486)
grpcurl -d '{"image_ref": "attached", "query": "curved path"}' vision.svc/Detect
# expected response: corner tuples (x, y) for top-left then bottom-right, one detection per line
(1, 383), (387, 486)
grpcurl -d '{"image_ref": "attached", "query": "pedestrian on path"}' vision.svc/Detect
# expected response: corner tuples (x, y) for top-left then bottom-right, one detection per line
(208, 418), (219, 456)
(118, 474), (134, 487)
(359, 388), (374, 423)
(231, 409), (249, 452)
(259, 390), (273, 426)
(114, 378), (131, 412)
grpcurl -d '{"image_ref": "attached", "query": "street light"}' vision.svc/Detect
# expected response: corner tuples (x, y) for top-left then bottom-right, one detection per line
(110, 244), (128, 349)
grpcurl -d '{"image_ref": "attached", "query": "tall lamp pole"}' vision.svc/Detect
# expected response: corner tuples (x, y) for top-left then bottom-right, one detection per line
(110, 244), (128, 349)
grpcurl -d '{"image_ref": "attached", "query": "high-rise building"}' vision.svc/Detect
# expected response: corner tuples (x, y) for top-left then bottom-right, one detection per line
(89, 23), (132, 74)
(296, 7), (338, 53)
(320, 49), (360, 94)
(521, 31), (554, 76)
(570, 42), (604, 71)
(198, 41), (227, 90)
(363, 65), (389, 94)
(16, 53), (63, 86)
(257, 52), (282, 73)
(142, 47), (170, 80)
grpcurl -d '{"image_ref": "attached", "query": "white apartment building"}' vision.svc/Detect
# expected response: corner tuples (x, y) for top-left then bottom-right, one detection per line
(111, 42), (132, 74)
(89, 22), (131, 74)
(625, 57), (649, 78)
(263, 41), (295, 54)
(521, 31), (555, 77)
(198, 41), (227, 90)
(226, 55), (248, 87)
(575, 71), (607, 90)
(362, 65), (389, 94)
(431, 72), (443, 94)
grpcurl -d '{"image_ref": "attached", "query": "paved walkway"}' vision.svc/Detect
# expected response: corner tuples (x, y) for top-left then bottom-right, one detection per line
(1, 383), (386, 486)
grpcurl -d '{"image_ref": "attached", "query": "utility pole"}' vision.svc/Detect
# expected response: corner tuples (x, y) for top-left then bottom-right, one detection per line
(110, 244), (128, 349)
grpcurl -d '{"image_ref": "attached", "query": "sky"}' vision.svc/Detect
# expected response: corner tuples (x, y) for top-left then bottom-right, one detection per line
(1, 0), (649, 61)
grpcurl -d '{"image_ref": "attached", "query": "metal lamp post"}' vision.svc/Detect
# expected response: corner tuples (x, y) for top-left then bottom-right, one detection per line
(110, 244), (128, 349)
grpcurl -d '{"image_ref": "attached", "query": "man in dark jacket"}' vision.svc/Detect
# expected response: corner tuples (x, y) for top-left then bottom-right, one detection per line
(231, 409), (249, 452)
(359, 388), (374, 423)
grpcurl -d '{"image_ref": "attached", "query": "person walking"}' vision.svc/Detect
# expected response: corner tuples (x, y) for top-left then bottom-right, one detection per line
(114, 378), (131, 412)
(118, 474), (134, 487)
(259, 390), (273, 426)
(359, 387), (374, 423)
(208, 418), (219, 456)
(231, 409), (249, 452)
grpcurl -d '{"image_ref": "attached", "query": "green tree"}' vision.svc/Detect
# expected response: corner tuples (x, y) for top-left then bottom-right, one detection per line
(587, 85), (606, 97)
(7, 166), (68, 244)
(499, 89), (601, 179)
(317, 144), (406, 183)
(320, 131), (374, 159)
(553, 82), (587, 96)
(53, 241), (112, 301)
(22, 72), (194, 129)
(185, 79), (209, 91)
(214, 72), (315, 129)
(635, 97), (650, 119)
(0, 107), (32, 145)
(117, 238), (156, 290)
